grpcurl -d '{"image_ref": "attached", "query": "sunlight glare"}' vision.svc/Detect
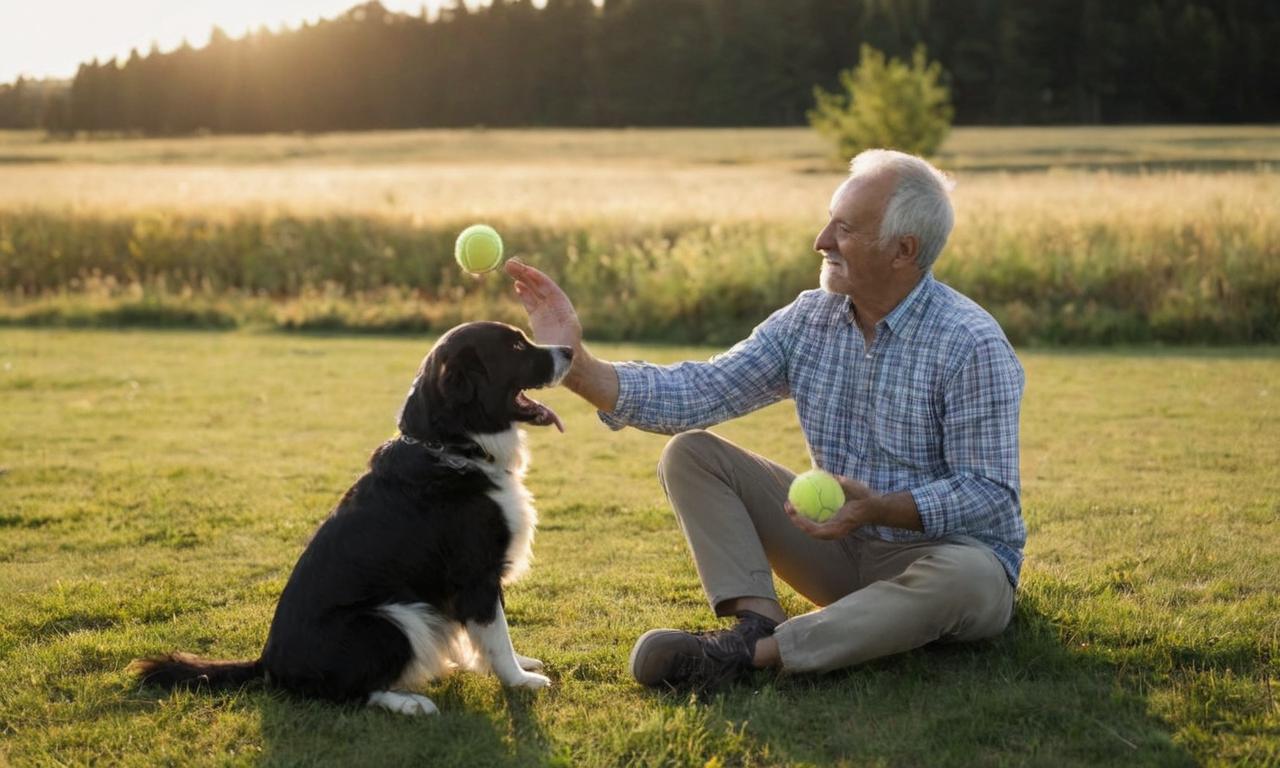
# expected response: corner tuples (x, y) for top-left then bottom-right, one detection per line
(1, 0), (474, 83)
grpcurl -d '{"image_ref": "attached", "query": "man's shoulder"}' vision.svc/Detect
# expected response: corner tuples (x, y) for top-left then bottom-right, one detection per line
(755, 289), (846, 334)
(924, 279), (1013, 350)
(919, 280), (1022, 381)
(791, 288), (844, 308)
(788, 288), (847, 321)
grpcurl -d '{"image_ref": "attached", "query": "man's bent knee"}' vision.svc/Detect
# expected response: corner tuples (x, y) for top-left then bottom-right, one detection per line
(899, 545), (1013, 641)
(658, 429), (720, 469)
(657, 429), (721, 483)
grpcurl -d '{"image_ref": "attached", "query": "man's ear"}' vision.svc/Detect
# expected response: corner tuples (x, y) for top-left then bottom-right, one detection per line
(893, 234), (920, 270)
(440, 347), (484, 404)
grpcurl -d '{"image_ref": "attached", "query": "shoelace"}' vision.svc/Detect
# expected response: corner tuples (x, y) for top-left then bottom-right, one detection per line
(674, 615), (778, 693)
(669, 632), (750, 693)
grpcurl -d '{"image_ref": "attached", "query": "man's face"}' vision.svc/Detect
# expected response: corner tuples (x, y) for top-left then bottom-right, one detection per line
(813, 172), (898, 299)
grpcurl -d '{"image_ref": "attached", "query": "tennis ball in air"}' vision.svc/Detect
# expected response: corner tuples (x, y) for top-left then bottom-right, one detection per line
(454, 224), (504, 274)
(788, 469), (845, 523)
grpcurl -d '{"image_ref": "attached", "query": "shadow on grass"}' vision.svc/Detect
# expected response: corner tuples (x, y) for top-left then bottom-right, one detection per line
(659, 599), (1199, 767)
(255, 678), (554, 767)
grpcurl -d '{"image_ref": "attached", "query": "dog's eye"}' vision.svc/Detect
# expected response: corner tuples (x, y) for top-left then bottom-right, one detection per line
(513, 341), (527, 351)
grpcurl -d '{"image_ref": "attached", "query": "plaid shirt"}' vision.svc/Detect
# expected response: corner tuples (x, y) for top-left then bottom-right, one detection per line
(599, 274), (1026, 585)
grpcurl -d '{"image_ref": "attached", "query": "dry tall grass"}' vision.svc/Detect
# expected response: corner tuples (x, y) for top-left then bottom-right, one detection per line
(1, 127), (1277, 343)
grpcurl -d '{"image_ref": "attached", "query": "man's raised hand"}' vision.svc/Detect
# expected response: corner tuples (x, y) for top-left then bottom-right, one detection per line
(504, 259), (583, 350)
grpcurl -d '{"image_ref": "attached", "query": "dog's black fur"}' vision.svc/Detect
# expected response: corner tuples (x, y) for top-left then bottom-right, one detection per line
(129, 322), (571, 704)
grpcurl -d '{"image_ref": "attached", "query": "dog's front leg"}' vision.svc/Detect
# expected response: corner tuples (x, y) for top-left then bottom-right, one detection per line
(466, 602), (550, 689)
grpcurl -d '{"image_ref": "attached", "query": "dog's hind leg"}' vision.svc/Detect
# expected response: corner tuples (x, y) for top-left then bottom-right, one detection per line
(514, 653), (544, 671)
(367, 690), (439, 716)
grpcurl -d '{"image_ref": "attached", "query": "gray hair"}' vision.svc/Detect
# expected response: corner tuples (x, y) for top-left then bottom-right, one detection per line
(849, 149), (956, 271)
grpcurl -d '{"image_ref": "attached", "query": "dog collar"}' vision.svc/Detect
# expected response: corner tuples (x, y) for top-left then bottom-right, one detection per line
(397, 433), (496, 467)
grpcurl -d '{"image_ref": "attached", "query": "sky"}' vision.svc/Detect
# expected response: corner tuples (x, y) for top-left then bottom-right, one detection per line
(0, 0), (520, 84)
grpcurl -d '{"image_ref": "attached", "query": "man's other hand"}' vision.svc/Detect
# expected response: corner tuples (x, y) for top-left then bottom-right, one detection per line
(785, 474), (876, 540)
(786, 477), (925, 539)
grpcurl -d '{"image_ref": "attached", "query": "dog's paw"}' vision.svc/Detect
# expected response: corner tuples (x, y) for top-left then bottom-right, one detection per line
(367, 690), (440, 716)
(514, 653), (544, 672)
(506, 671), (551, 690)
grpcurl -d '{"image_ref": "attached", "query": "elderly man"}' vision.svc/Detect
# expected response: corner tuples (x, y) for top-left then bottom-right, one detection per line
(505, 149), (1025, 690)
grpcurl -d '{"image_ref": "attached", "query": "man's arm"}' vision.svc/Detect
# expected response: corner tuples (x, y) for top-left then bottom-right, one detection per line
(908, 336), (1024, 538)
(787, 336), (1023, 540)
(506, 259), (792, 433)
(560, 343), (620, 413)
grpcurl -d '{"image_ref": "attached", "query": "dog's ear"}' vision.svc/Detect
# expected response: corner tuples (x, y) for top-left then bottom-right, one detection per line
(397, 367), (428, 436)
(440, 347), (485, 404)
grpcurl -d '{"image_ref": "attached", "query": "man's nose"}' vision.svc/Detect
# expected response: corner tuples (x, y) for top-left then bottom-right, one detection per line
(814, 224), (834, 254)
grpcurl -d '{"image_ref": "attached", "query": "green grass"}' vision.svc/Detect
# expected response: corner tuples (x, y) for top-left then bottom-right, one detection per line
(1, 329), (1277, 766)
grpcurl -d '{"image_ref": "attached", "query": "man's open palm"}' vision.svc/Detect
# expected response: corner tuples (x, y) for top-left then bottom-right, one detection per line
(504, 259), (583, 349)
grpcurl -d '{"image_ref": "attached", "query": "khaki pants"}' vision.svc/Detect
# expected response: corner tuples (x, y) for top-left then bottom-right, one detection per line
(657, 429), (1015, 674)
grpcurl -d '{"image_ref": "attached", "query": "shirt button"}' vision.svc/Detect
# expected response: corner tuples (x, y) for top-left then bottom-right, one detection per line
(864, 353), (872, 359)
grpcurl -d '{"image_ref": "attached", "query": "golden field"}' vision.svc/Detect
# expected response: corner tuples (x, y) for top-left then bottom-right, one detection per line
(1, 126), (1277, 344)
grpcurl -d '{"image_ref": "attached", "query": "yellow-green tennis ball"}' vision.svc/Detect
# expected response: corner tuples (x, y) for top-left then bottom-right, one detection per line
(455, 224), (504, 274)
(788, 469), (845, 523)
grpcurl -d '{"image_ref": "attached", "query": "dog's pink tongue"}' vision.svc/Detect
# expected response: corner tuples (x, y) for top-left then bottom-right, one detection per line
(532, 402), (565, 433)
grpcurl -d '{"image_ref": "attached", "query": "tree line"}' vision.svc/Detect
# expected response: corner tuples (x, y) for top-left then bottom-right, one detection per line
(2, 0), (1277, 134)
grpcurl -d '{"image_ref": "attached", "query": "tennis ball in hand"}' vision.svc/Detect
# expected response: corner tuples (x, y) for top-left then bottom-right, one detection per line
(454, 224), (504, 274)
(788, 469), (845, 523)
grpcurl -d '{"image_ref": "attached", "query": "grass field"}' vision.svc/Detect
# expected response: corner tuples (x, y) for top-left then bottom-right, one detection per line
(2, 329), (1277, 766)
(2, 125), (1278, 764)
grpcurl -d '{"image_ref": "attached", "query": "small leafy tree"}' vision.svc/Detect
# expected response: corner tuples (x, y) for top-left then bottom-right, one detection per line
(808, 44), (954, 159)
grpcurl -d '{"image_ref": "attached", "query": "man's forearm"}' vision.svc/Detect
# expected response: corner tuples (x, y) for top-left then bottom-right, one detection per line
(859, 491), (924, 532)
(563, 343), (620, 413)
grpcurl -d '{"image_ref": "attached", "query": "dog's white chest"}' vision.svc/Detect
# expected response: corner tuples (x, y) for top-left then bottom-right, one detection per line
(473, 428), (537, 583)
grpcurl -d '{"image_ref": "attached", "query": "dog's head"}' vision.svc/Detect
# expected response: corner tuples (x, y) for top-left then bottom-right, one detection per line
(398, 321), (573, 440)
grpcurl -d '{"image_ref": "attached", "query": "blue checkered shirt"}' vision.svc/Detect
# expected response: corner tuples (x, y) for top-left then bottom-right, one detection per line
(599, 274), (1026, 585)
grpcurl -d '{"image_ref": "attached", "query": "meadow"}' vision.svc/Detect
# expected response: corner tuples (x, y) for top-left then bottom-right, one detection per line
(1, 125), (1278, 766)
(1, 126), (1278, 344)
(1, 330), (1277, 766)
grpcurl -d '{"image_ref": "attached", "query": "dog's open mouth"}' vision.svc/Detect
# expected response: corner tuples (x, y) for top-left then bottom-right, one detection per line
(514, 390), (564, 432)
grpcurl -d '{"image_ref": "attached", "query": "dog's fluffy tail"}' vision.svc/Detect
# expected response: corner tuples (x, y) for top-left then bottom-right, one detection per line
(128, 652), (264, 690)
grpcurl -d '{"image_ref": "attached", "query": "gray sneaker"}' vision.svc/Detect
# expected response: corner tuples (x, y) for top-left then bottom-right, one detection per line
(628, 612), (777, 692)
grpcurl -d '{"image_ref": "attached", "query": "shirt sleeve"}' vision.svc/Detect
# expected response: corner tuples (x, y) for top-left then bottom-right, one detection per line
(909, 335), (1024, 537)
(596, 301), (796, 434)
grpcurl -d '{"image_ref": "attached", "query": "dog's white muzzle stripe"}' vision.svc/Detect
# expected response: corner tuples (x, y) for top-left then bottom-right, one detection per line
(546, 346), (573, 387)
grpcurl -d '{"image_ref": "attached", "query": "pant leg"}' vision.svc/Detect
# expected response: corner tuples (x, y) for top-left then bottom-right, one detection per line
(657, 430), (862, 615)
(774, 537), (1015, 673)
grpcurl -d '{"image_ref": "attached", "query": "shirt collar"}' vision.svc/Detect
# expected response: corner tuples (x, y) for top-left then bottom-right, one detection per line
(844, 272), (936, 341)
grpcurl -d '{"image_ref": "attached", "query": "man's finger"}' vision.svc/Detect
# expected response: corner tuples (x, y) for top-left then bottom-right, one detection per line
(511, 275), (545, 302)
(804, 519), (838, 540)
(513, 282), (536, 309)
(507, 258), (546, 283)
(786, 502), (846, 540)
(785, 503), (818, 534)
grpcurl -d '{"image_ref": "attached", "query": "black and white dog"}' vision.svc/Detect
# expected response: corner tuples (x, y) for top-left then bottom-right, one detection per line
(129, 322), (573, 716)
